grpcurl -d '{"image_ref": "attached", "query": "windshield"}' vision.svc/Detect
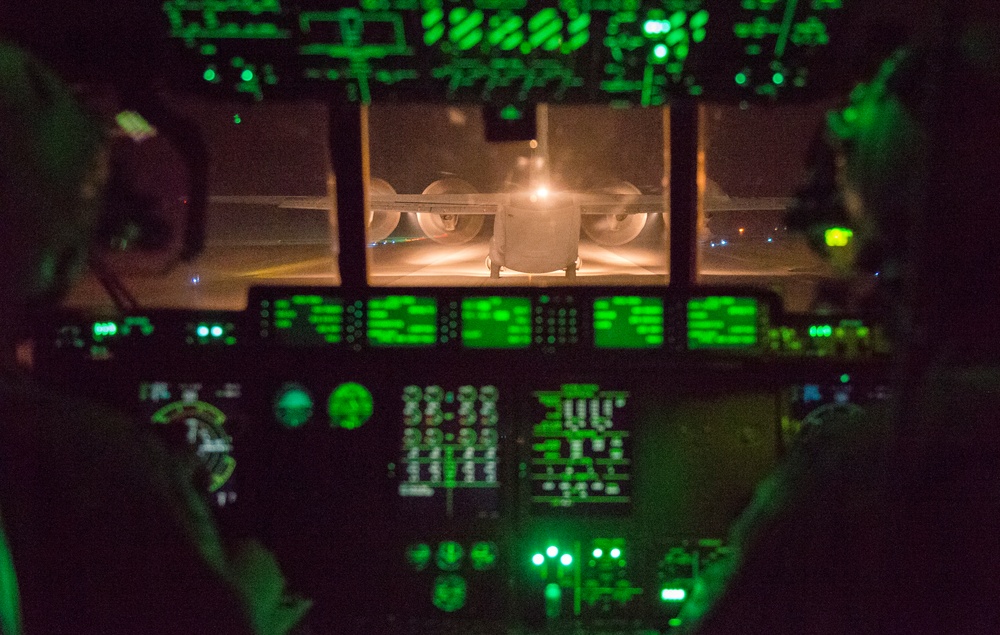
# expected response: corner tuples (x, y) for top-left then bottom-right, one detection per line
(63, 98), (841, 314)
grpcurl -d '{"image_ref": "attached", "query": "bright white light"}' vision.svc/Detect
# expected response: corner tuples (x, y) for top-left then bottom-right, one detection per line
(535, 186), (549, 199)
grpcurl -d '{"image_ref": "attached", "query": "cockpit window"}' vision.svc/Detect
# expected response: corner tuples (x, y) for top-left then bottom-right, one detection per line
(367, 104), (670, 286)
(62, 97), (848, 312)
(699, 101), (839, 313)
(64, 97), (339, 312)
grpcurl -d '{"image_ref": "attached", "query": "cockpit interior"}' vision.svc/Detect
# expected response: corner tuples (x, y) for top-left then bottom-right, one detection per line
(3, 2), (930, 633)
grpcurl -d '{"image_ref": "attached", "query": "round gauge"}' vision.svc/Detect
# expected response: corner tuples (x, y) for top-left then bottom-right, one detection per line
(436, 541), (464, 571)
(469, 541), (498, 571)
(273, 383), (314, 428)
(406, 542), (432, 572)
(432, 574), (467, 613)
(328, 382), (374, 430)
(151, 400), (235, 492)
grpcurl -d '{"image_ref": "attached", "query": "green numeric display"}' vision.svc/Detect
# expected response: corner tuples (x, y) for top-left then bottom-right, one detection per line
(593, 296), (663, 349)
(687, 296), (758, 350)
(461, 296), (531, 349)
(367, 295), (438, 346)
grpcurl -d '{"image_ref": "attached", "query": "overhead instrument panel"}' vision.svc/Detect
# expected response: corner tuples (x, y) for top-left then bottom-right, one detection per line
(159, 0), (849, 104)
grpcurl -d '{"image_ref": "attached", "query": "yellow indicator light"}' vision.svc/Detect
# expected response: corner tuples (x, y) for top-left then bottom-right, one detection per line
(825, 227), (853, 247)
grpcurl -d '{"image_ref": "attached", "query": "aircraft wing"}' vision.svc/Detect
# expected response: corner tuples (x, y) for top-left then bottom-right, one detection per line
(210, 193), (503, 214)
(210, 193), (791, 214)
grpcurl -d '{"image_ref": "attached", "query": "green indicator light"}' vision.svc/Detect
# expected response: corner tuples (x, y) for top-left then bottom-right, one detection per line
(203, 68), (217, 82)
(328, 382), (373, 430)
(661, 588), (687, 602)
(644, 20), (670, 34)
(772, 72), (785, 85)
(432, 574), (467, 613)
(436, 541), (464, 571)
(470, 542), (497, 571)
(670, 10), (687, 28)
(93, 322), (118, 337)
(407, 543), (432, 571)
(532, 553), (545, 566)
(669, 618), (683, 627)
(735, 72), (748, 85)
(546, 545), (559, 558)
(610, 548), (621, 559)
(653, 44), (668, 59)
(593, 548), (603, 558)
(240, 69), (254, 82)
(197, 325), (210, 337)
(840, 373), (850, 383)
(500, 105), (522, 120)
(210, 325), (224, 337)
(809, 325), (833, 337)
(233, 114), (241, 124)
(559, 553), (573, 566)
(825, 227), (853, 247)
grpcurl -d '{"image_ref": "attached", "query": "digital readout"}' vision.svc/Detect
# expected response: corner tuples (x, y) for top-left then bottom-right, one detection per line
(368, 296), (438, 346)
(399, 384), (500, 519)
(687, 296), (758, 349)
(593, 296), (664, 349)
(461, 296), (532, 349)
(531, 384), (631, 511)
(267, 294), (344, 345)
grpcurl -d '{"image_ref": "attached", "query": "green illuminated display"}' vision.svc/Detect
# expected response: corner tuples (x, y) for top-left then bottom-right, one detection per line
(461, 296), (531, 349)
(432, 574), (467, 613)
(328, 382), (373, 429)
(150, 400), (235, 493)
(367, 295), (438, 346)
(531, 384), (631, 510)
(398, 385), (500, 518)
(687, 296), (758, 350)
(436, 540), (464, 571)
(407, 542), (432, 571)
(593, 296), (663, 349)
(269, 294), (344, 345)
(91, 316), (154, 342)
(469, 541), (498, 571)
(273, 383), (314, 428)
(165, 1), (842, 104)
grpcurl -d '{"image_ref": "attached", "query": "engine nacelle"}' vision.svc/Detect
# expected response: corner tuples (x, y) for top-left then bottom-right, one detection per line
(581, 180), (649, 246)
(366, 177), (401, 242)
(415, 178), (485, 244)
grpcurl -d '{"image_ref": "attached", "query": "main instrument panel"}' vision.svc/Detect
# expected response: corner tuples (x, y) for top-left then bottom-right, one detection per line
(35, 285), (889, 632)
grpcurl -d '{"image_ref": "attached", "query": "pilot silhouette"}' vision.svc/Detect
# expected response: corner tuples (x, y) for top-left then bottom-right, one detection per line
(682, 12), (1000, 635)
(0, 43), (308, 635)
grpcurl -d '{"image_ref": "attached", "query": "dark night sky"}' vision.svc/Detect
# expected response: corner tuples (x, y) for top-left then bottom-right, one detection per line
(170, 97), (830, 200)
